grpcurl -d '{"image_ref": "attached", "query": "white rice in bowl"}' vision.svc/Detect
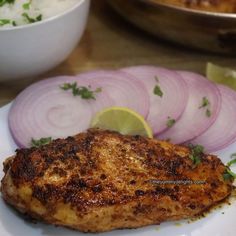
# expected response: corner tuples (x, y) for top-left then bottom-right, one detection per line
(0, 0), (79, 28)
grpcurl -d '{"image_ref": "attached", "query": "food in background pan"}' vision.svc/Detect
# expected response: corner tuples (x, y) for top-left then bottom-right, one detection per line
(155, 0), (236, 13)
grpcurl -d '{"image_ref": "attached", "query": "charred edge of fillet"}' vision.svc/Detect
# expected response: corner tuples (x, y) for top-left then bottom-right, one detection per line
(191, 186), (236, 218)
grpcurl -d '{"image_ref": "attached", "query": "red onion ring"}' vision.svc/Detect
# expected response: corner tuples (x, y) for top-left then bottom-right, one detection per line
(157, 71), (221, 144)
(121, 65), (188, 134)
(76, 70), (150, 118)
(191, 85), (236, 152)
(8, 76), (113, 148)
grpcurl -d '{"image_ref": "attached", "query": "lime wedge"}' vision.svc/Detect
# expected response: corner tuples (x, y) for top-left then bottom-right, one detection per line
(206, 62), (236, 90)
(90, 107), (153, 138)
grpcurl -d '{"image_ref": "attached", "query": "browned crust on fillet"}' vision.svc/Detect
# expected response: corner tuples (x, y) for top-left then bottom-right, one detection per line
(1, 129), (234, 232)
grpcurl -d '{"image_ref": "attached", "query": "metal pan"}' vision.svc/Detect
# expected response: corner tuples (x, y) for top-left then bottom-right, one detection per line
(107, 0), (236, 54)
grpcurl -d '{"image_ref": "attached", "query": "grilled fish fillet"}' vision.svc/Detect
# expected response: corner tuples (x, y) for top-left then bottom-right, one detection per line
(1, 129), (234, 232)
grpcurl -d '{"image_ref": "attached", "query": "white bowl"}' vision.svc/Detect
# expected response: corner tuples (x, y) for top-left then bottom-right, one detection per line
(0, 0), (90, 81)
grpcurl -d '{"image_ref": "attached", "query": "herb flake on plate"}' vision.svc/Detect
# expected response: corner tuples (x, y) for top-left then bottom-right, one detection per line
(31, 137), (52, 148)
(188, 144), (204, 166)
(153, 76), (163, 97)
(166, 117), (176, 128)
(60, 82), (102, 100)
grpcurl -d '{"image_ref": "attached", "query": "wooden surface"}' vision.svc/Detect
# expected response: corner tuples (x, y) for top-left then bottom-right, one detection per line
(0, 0), (236, 107)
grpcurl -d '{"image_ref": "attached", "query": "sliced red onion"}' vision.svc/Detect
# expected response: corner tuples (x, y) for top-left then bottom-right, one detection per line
(191, 85), (236, 152)
(76, 70), (150, 118)
(121, 65), (188, 134)
(157, 71), (221, 144)
(8, 76), (113, 148)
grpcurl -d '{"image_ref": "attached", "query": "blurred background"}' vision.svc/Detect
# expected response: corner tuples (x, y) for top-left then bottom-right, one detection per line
(0, 0), (236, 107)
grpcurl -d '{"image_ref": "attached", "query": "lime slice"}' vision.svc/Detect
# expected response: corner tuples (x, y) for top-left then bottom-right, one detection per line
(206, 62), (236, 90)
(90, 107), (153, 138)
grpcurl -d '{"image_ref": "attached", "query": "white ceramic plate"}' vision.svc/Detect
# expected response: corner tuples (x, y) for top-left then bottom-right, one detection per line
(0, 103), (235, 236)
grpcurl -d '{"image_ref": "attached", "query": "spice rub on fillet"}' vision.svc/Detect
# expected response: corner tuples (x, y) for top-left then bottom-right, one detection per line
(1, 129), (234, 233)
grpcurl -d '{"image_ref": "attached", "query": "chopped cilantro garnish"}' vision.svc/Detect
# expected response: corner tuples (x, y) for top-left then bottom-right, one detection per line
(227, 158), (236, 167)
(199, 96), (211, 117)
(153, 76), (163, 97)
(166, 117), (176, 128)
(223, 169), (236, 181)
(60, 82), (102, 100)
(0, 0), (15, 7)
(22, 13), (42, 24)
(223, 155), (236, 181)
(199, 97), (209, 108)
(0, 0), (42, 27)
(0, 19), (11, 26)
(188, 144), (204, 166)
(154, 85), (163, 97)
(23, 1), (31, 10)
(31, 137), (52, 148)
